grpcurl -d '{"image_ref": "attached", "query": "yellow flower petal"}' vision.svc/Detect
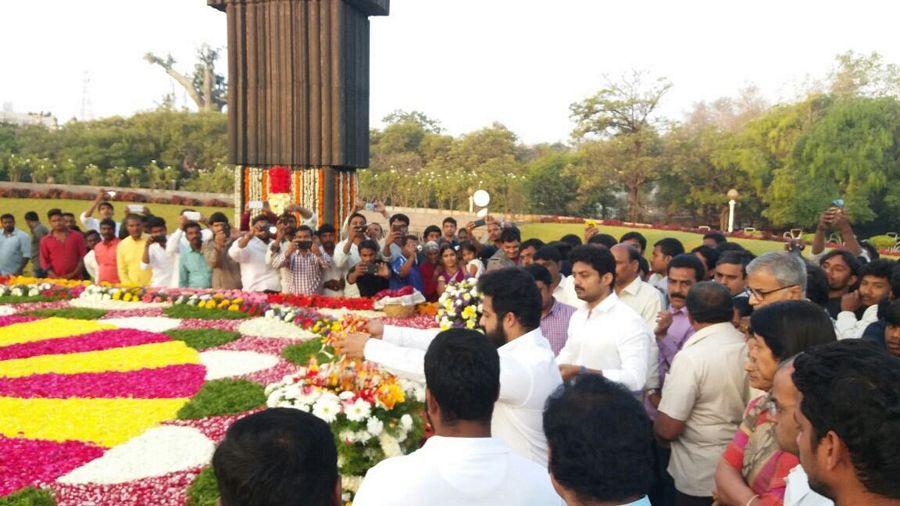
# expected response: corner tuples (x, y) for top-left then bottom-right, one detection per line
(0, 318), (114, 347)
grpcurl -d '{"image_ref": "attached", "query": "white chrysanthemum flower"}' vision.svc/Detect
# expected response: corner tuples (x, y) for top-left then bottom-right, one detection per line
(355, 430), (372, 443)
(312, 397), (340, 423)
(345, 398), (372, 422)
(338, 430), (355, 443)
(264, 310), (275, 319)
(366, 417), (384, 437)
(400, 414), (414, 431)
(379, 433), (402, 458)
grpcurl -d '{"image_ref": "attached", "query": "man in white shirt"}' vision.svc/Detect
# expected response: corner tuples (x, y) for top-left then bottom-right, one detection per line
(544, 374), (654, 506)
(612, 244), (664, 326)
(80, 188), (121, 234)
(654, 282), (749, 505)
(769, 361), (833, 506)
(228, 215), (282, 292)
(833, 259), (895, 340)
(353, 328), (561, 506)
(140, 216), (178, 288)
(336, 268), (563, 466)
(333, 213), (367, 297)
(556, 245), (652, 395)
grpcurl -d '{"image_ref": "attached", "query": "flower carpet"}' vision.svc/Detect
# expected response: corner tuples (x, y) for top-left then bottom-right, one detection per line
(0, 278), (441, 505)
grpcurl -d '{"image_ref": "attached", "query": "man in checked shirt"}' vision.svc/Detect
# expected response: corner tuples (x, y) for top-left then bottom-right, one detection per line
(271, 225), (333, 294)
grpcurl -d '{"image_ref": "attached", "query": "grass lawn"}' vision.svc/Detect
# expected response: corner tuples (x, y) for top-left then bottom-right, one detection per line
(520, 223), (790, 258)
(0, 198), (232, 232)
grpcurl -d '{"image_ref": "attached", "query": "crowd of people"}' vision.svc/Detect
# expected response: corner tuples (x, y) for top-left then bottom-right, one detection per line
(2, 193), (899, 506)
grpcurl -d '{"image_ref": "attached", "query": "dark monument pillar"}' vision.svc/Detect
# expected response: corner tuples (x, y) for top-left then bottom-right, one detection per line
(208, 0), (389, 225)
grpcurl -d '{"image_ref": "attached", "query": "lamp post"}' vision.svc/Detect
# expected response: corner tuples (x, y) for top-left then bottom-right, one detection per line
(727, 189), (739, 233)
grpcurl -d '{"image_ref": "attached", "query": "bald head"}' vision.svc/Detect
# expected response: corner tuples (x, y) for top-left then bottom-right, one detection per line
(611, 244), (641, 289)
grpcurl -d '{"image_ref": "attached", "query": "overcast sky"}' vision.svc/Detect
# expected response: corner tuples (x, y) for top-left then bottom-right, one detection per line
(2, 0), (899, 144)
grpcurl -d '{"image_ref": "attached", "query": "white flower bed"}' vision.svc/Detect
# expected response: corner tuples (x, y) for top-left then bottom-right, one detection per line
(238, 317), (318, 340)
(58, 426), (214, 485)
(100, 317), (182, 333)
(0, 306), (16, 316)
(200, 350), (281, 380)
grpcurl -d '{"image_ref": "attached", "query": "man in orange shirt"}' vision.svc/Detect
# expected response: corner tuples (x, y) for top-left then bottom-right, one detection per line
(93, 218), (120, 284)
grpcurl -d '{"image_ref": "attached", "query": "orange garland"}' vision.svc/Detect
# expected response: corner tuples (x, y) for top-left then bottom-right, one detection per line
(261, 169), (269, 202)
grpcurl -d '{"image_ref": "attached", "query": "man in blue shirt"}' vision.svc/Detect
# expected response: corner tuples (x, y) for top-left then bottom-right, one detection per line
(179, 221), (212, 289)
(0, 214), (31, 276)
(389, 234), (423, 292)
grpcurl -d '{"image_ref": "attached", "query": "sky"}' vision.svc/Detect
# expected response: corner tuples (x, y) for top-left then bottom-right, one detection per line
(2, 0), (899, 145)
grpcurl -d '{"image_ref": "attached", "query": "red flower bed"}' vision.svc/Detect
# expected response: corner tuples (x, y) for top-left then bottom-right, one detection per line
(267, 293), (374, 311)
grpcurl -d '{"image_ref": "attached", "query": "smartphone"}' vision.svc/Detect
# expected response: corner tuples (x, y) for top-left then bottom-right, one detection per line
(364, 202), (375, 211)
(365, 262), (379, 275)
(392, 224), (404, 233)
(268, 226), (277, 235)
(106, 191), (116, 198)
(127, 204), (144, 213)
(296, 240), (312, 250)
(831, 198), (845, 209)
(248, 200), (264, 210)
(472, 219), (486, 228)
(184, 211), (202, 221)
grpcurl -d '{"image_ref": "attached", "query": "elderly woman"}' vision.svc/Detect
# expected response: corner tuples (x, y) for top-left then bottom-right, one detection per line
(417, 241), (441, 302)
(714, 301), (836, 506)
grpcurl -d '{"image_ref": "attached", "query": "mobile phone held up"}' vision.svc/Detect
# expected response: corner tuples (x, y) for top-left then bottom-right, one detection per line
(472, 219), (486, 228)
(831, 198), (845, 209)
(365, 262), (379, 275)
(248, 200), (264, 210)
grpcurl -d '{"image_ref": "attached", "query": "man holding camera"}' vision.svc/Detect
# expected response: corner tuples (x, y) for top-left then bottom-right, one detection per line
(203, 213), (242, 290)
(271, 225), (333, 295)
(229, 216), (282, 292)
(346, 239), (390, 297)
(141, 216), (177, 288)
(334, 213), (368, 297)
(81, 188), (121, 235)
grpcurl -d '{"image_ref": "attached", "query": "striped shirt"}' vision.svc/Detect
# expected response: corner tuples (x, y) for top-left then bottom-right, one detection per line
(272, 249), (332, 295)
(541, 299), (577, 356)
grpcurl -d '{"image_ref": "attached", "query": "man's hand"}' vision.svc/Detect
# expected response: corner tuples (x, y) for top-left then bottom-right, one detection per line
(584, 225), (599, 242)
(367, 319), (385, 338)
(841, 290), (863, 312)
(559, 364), (582, 381)
(215, 231), (227, 249)
(334, 332), (370, 359)
(648, 391), (662, 409)
(832, 209), (852, 232)
(817, 209), (836, 231)
(373, 200), (386, 214)
(310, 241), (322, 256)
(655, 310), (673, 336)
(96, 188), (107, 200)
(377, 262), (390, 278)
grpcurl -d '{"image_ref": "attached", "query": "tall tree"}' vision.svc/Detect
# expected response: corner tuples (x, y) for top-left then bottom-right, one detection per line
(145, 45), (227, 112)
(570, 71), (671, 221)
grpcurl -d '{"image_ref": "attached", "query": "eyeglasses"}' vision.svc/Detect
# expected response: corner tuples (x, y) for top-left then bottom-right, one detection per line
(748, 284), (798, 300)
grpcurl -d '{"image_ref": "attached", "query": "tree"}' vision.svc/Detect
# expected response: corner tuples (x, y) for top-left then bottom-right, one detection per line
(829, 51), (900, 99)
(144, 45), (227, 112)
(570, 71), (671, 221)
(524, 150), (579, 215)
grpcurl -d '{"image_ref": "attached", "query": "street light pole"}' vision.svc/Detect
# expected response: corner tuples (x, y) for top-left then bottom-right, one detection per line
(726, 188), (739, 233)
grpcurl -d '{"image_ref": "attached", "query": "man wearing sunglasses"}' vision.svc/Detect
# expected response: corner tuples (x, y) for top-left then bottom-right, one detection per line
(746, 252), (807, 309)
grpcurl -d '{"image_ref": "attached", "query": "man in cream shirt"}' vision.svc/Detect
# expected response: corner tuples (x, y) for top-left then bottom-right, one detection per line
(654, 282), (749, 505)
(353, 329), (561, 506)
(556, 246), (652, 395)
(336, 268), (562, 466)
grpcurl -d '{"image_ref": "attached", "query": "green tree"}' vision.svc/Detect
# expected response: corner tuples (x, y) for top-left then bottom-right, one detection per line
(524, 149), (578, 215)
(570, 71), (671, 221)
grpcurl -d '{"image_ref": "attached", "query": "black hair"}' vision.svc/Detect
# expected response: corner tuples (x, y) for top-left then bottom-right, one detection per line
(702, 231), (727, 245)
(885, 299), (900, 326)
(404, 234), (419, 244)
(124, 213), (143, 225)
(208, 212), (229, 225)
(146, 216), (166, 230)
(691, 245), (720, 274)
(860, 259), (897, 282)
(213, 408), (338, 506)
(543, 375), (653, 504)
(560, 234), (582, 248)
(459, 240), (478, 256)
(251, 214), (270, 226)
(442, 217), (457, 227)
(499, 227), (521, 243)
(62, 212), (76, 219)
(716, 242), (748, 254)
(24, 211), (39, 222)
(0, 213), (13, 221)
(893, 264), (900, 299)
(819, 249), (862, 278)
(569, 245), (616, 288)
(686, 281), (734, 324)
(749, 300), (837, 360)
(637, 257), (650, 278)
(667, 253), (706, 282)
(317, 224), (336, 236)
(357, 239), (379, 254)
(296, 225), (314, 237)
(478, 268), (542, 331)
(716, 250), (754, 277)
(524, 263), (553, 287)
(389, 213), (410, 226)
(424, 328), (500, 424)
(653, 237), (685, 258)
(619, 231), (647, 252)
(859, 240), (880, 261)
(84, 229), (100, 239)
(587, 233), (618, 249)
(423, 225), (441, 238)
(348, 212), (366, 224)
(182, 221), (202, 233)
(520, 238), (545, 252)
(98, 218), (116, 229)
(47, 208), (63, 220)
(97, 201), (114, 211)
(793, 340), (900, 498)
(534, 245), (563, 264)
(804, 263), (830, 307)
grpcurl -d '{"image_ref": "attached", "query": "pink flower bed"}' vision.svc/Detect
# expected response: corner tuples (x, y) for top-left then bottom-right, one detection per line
(215, 336), (291, 355)
(241, 359), (297, 385)
(100, 308), (167, 318)
(0, 315), (37, 327)
(0, 436), (104, 496)
(176, 319), (242, 331)
(382, 315), (439, 329)
(52, 468), (202, 506)
(0, 330), (170, 361)
(0, 365), (206, 399)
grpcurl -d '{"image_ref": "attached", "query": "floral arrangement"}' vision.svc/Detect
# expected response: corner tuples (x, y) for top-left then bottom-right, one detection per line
(265, 359), (425, 499)
(267, 293), (374, 311)
(0, 277), (87, 301)
(436, 277), (483, 330)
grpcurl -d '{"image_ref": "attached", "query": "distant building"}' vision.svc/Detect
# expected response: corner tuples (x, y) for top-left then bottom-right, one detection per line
(0, 103), (57, 129)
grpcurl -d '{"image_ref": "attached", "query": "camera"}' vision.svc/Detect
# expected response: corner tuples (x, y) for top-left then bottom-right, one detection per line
(365, 262), (379, 275)
(296, 240), (313, 250)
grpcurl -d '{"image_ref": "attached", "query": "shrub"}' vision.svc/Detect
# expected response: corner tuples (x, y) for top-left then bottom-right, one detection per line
(177, 379), (266, 419)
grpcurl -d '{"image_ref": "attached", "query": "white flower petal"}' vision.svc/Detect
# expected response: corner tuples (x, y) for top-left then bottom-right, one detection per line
(101, 317), (182, 333)
(200, 350), (280, 380)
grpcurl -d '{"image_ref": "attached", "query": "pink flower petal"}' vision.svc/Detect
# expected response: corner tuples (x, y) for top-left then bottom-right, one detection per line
(0, 436), (104, 496)
(0, 364), (206, 399)
(0, 329), (171, 361)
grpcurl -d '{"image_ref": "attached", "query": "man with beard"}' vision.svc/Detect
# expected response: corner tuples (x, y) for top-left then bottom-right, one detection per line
(0, 214), (31, 276)
(334, 268), (562, 466)
(92, 218), (120, 284)
(116, 214), (152, 286)
(179, 222), (212, 289)
(316, 224), (344, 296)
(791, 341), (900, 506)
(818, 250), (861, 319)
(229, 215), (282, 292)
(556, 246), (652, 396)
